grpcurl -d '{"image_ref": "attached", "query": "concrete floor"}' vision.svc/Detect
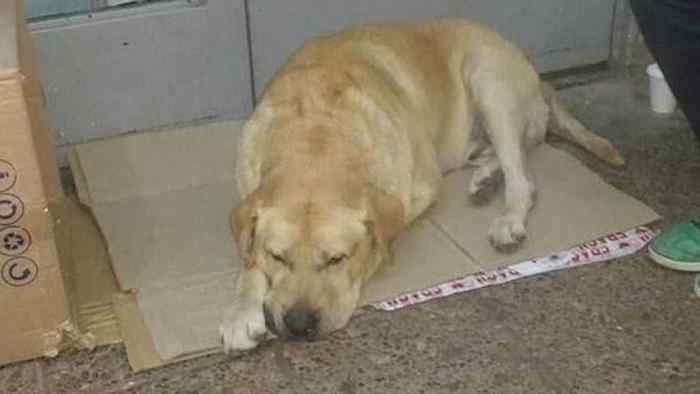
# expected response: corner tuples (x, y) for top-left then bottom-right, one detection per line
(2, 75), (699, 394)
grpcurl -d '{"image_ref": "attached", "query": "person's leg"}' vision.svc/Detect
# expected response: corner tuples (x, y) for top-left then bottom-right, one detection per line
(630, 0), (700, 138)
(630, 0), (700, 272)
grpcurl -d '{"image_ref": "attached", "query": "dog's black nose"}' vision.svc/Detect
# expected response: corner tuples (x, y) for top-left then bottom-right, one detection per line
(283, 305), (319, 339)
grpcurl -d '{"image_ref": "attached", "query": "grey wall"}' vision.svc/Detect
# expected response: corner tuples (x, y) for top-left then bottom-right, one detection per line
(30, 0), (630, 163)
(31, 0), (252, 148)
(248, 0), (617, 97)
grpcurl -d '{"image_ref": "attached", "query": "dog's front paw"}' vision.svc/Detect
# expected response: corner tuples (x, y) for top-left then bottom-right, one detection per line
(488, 215), (527, 252)
(219, 302), (268, 353)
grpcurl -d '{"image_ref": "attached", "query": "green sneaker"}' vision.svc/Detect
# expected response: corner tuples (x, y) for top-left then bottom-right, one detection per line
(649, 220), (700, 272)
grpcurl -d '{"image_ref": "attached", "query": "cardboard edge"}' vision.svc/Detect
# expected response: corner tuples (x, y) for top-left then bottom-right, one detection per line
(50, 200), (83, 352)
(113, 291), (165, 371)
(68, 148), (94, 206)
(113, 291), (222, 371)
(53, 198), (123, 347)
(20, 24), (64, 203)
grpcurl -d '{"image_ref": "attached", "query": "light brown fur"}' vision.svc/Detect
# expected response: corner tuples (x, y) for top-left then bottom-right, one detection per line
(220, 19), (623, 351)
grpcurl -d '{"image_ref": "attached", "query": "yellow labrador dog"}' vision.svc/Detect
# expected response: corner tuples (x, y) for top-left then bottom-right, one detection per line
(220, 18), (623, 351)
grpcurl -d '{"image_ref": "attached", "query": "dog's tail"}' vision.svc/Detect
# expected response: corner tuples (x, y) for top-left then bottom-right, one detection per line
(542, 83), (625, 167)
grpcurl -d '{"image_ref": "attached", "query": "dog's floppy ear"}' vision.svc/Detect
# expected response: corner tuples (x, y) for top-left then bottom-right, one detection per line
(231, 193), (261, 269)
(363, 185), (405, 274)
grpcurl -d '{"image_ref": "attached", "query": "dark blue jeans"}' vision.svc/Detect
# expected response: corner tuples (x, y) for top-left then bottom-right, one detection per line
(630, 0), (700, 138)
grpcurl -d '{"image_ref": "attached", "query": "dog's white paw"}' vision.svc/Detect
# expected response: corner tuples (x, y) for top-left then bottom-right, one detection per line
(488, 215), (527, 251)
(219, 302), (267, 353)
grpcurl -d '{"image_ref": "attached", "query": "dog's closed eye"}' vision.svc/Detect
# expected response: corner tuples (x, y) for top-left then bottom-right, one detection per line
(269, 251), (288, 265)
(326, 254), (347, 266)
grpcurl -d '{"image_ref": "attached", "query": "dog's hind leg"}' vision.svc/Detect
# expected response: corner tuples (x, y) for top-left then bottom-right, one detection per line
(474, 91), (537, 251)
(486, 128), (535, 250)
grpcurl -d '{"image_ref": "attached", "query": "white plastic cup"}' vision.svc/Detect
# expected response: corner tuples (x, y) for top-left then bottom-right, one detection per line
(646, 63), (677, 115)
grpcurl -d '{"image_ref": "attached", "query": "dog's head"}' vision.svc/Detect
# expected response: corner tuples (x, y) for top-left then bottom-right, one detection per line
(232, 181), (403, 340)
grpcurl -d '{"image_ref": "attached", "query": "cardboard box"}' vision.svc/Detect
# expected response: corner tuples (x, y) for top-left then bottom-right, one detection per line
(0, 0), (119, 366)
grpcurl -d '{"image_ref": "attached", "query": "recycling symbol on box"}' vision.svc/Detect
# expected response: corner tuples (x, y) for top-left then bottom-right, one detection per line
(0, 226), (31, 256)
(0, 160), (17, 193)
(2, 257), (38, 287)
(0, 193), (24, 225)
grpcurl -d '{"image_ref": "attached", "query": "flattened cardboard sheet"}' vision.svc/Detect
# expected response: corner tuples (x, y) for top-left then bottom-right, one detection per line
(70, 120), (659, 370)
